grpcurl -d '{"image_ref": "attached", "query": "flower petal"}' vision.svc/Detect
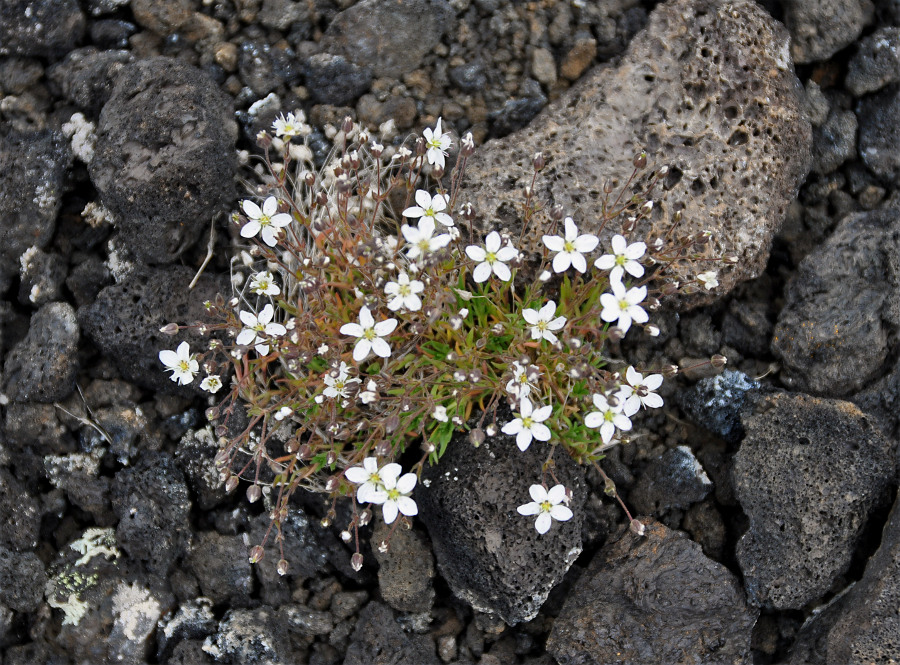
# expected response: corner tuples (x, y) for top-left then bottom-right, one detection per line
(542, 235), (564, 252)
(397, 496), (418, 517)
(396, 473), (417, 494)
(529, 484), (548, 503)
(340, 323), (364, 337)
(552, 252), (571, 273)
(550, 505), (573, 522)
(382, 501), (399, 524)
(242, 200), (261, 218)
(530, 423), (551, 441)
(492, 261), (511, 282)
(262, 196), (278, 216)
(373, 318), (398, 336)
(370, 337), (392, 358)
(472, 262), (492, 283)
(547, 484), (567, 504)
(517, 501), (541, 516)
(353, 339), (371, 361)
(535, 512), (552, 534)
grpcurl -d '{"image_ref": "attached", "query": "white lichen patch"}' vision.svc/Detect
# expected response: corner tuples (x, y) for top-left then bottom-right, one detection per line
(62, 112), (97, 164)
(44, 450), (102, 486)
(112, 582), (162, 641)
(45, 569), (100, 626)
(70, 527), (121, 567)
(82, 201), (115, 228)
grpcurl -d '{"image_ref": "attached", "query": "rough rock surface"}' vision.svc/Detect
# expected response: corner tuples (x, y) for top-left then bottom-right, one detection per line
(679, 369), (763, 443)
(89, 57), (237, 264)
(858, 85), (900, 186)
(734, 392), (894, 609)
(46, 47), (133, 116)
(78, 266), (227, 393)
(2, 302), (79, 403)
(305, 53), (372, 106)
(772, 208), (900, 398)
(202, 607), (292, 665)
(343, 601), (440, 665)
(546, 520), (756, 665)
(631, 445), (713, 515)
(782, 0), (873, 64)
(373, 521), (436, 614)
(185, 532), (254, 607)
(0, 0), (86, 60)
(846, 27), (900, 97)
(416, 406), (586, 625)
(0, 130), (70, 293)
(458, 0), (811, 308)
(810, 109), (858, 175)
(320, 0), (455, 79)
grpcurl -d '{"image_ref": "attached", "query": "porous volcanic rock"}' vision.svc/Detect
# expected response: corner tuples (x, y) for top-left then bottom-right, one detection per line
(734, 392), (894, 610)
(416, 405), (586, 625)
(89, 57), (237, 264)
(782, 0), (873, 65)
(546, 520), (756, 665)
(0, 0), (86, 60)
(772, 207), (900, 398)
(458, 0), (811, 308)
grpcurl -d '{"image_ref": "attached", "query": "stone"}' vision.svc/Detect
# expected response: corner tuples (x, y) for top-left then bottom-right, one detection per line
(560, 35), (597, 81)
(372, 521), (436, 613)
(111, 451), (192, 575)
(89, 57), (237, 264)
(0, 57), (43, 95)
(46, 47), (133, 117)
(44, 450), (115, 525)
(343, 602), (440, 665)
(810, 109), (857, 175)
(449, 60), (487, 92)
(734, 392), (894, 609)
(0, 0), (86, 60)
(238, 39), (301, 97)
(853, 354), (900, 441)
(546, 520), (756, 665)
(175, 427), (229, 511)
(630, 445), (713, 515)
(846, 27), (900, 97)
(185, 532), (254, 607)
(320, 0), (455, 79)
(679, 369), (763, 443)
(0, 129), (70, 293)
(18, 246), (67, 306)
(772, 207), (900, 397)
(416, 404), (586, 625)
(0, 547), (46, 612)
(458, 0), (810, 309)
(782, 0), (873, 65)
(858, 84), (900, 186)
(203, 607), (293, 665)
(305, 53), (373, 106)
(156, 598), (216, 662)
(2, 302), (79, 403)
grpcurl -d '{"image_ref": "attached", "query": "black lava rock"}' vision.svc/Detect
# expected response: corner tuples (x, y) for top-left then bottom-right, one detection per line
(305, 53), (372, 106)
(343, 602), (440, 665)
(46, 47), (133, 117)
(185, 532), (254, 607)
(0, 547), (47, 612)
(630, 445), (713, 515)
(2, 302), (79, 403)
(89, 57), (237, 264)
(846, 27), (900, 97)
(546, 520), (757, 665)
(680, 369), (763, 443)
(734, 392), (894, 609)
(0, 0), (86, 60)
(0, 469), (41, 551)
(858, 84), (900, 186)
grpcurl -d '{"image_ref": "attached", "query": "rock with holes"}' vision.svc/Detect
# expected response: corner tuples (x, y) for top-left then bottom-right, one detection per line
(457, 0), (810, 309)
(782, 0), (873, 65)
(858, 84), (900, 187)
(846, 27), (900, 97)
(77, 266), (227, 393)
(772, 207), (900, 398)
(416, 404), (586, 625)
(89, 57), (237, 264)
(734, 392), (894, 610)
(0, 0), (86, 60)
(546, 520), (756, 665)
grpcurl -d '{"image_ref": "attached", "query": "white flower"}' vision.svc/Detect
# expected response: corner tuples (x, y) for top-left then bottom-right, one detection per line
(517, 484), (573, 535)
(271, 111), (309, 139)
(542, 217), (599, 273)
(502, 397), (553, 451)
(380, 469), (418, 524)
(599, 278), (648, 333)
(323, 361), (360, 399)
(593, 234), (646, 281)
(159, 341), (199, 385)
(584, 392), (633, 444)
(433, 405), (449, 422)
(249, 270), (281, 296)
(465, 231), (518, 283)
(401, 216), (452, 261)
(236, 303), (287, 356)
(620, 366), (664, 417)
(384, 273), (425, 312)
(200, 374), (223, 393)
(423, 117), (451, 168)
(506, 360), (540, 399)
(274, 406), (293, 421)
(240, 197), (292, 247)
(359, 380), (378, 404)
(522, 301), (567, 344)
(345, 457), (397, 504)
(697, 271), (719, 290)
(403, 190), (453, 227)
(340, 306), (398, 362)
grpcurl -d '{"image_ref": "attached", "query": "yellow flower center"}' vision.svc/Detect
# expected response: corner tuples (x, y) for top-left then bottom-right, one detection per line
(563, 240), (575, 253)
(522, 416), (534, 429)
(363, 328), (376, 341)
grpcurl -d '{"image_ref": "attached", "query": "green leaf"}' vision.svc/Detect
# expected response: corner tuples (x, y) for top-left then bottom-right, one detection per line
(307, 357), (327, 372)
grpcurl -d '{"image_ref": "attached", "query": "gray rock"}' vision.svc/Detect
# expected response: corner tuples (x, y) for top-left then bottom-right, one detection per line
(679, 369), (762, 443)
(0, 129), (69, 293)
(320, 0), (455, 79)
(772, 208), (900, 397)
(259, 0), (311, 31)
(0, 547), (46, 612)
(185, 532), (254, 607)
(343, 602), (440, 665)
(782, 0), (873, 65)
(846, 27), (900, 97)
(2, 302), (79, 403)
(546, 520), (756, 665)
(0, 0), (86, 60)
(305, 53), (372, 107)
(156, 598), (217, 662)
(630, 445), (713, 515)
(458, 0), (810, 308)
(89, 19), (136, 49)
(811, 109), (858, 175)
(734, 392), (894, 609)
(721, 298), (775, 357)
(203, 607), (292, 665)
(373, 521), (436, 613)
(175, 427), (229, 511)
(280, 604), (334, 636)
(77, 266), (227, 393)
(853, 354), (900, 441)
(416, 404), (586, 625)
(858, 84), (900, 186)
(44, 451), (115, 526)
(89, 57), (237, 264)
(488, 91), (547, 138)
(66, 257), (112, 308)
(18, 246), (67, 306)
(4, 640), (72, 665)
(111, 451), (192, 575)
(238, 39), (301, 97)
(46, 47), (133, 117)
(0, 57), (44, 95)
(449, 60), (487, 92)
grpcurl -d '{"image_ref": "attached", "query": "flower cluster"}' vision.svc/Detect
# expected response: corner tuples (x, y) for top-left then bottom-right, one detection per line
(159, 114), (726, 566)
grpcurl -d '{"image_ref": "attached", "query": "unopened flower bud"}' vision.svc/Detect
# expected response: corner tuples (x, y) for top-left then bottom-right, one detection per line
(461, 132), (475, 157)
(256, 131), (272, 149)
(550, 204), (565, 221)
(325, 476), (338, 492)
(470, 428), (485, 447)
(724, 254), (739, 264)
(277, 559), (289, 576)
(533, 151), (545, 171)
(225, 475), (239, 493)
(415, 136), (426, 155)
(205, 407), (219, 421)
(607, 326), (625, 342)
(341, 116), (354, 135)
(326, 451), (337, 466)
(159, 322), (179, 335)
(640, 200), (654, 214)
(247, 485), (262, 503)
(646, 324), (660, 337)
(603, 476), (616, 496)
(359, 509), (372, 526)
(661, 364), (679, 378)
(485, 423), (497, 437)
(375, 440), (392, 457)
(432, 164), (445, 179)
(630, 519), (646, 536)
(711, 354), (728, 368)
(661, 282), (679, 296)
(316, 190), (328, 205)
(622, 216), (637, 233)
(340, 530), (352, 543)
(249, 545), (265, 563)
(633, 151), (647, 169)
(658, 164), (669, 176)
(603, 178), (614, 194)
(350, 553), (364, 571)
(320, 517), (331, 528)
